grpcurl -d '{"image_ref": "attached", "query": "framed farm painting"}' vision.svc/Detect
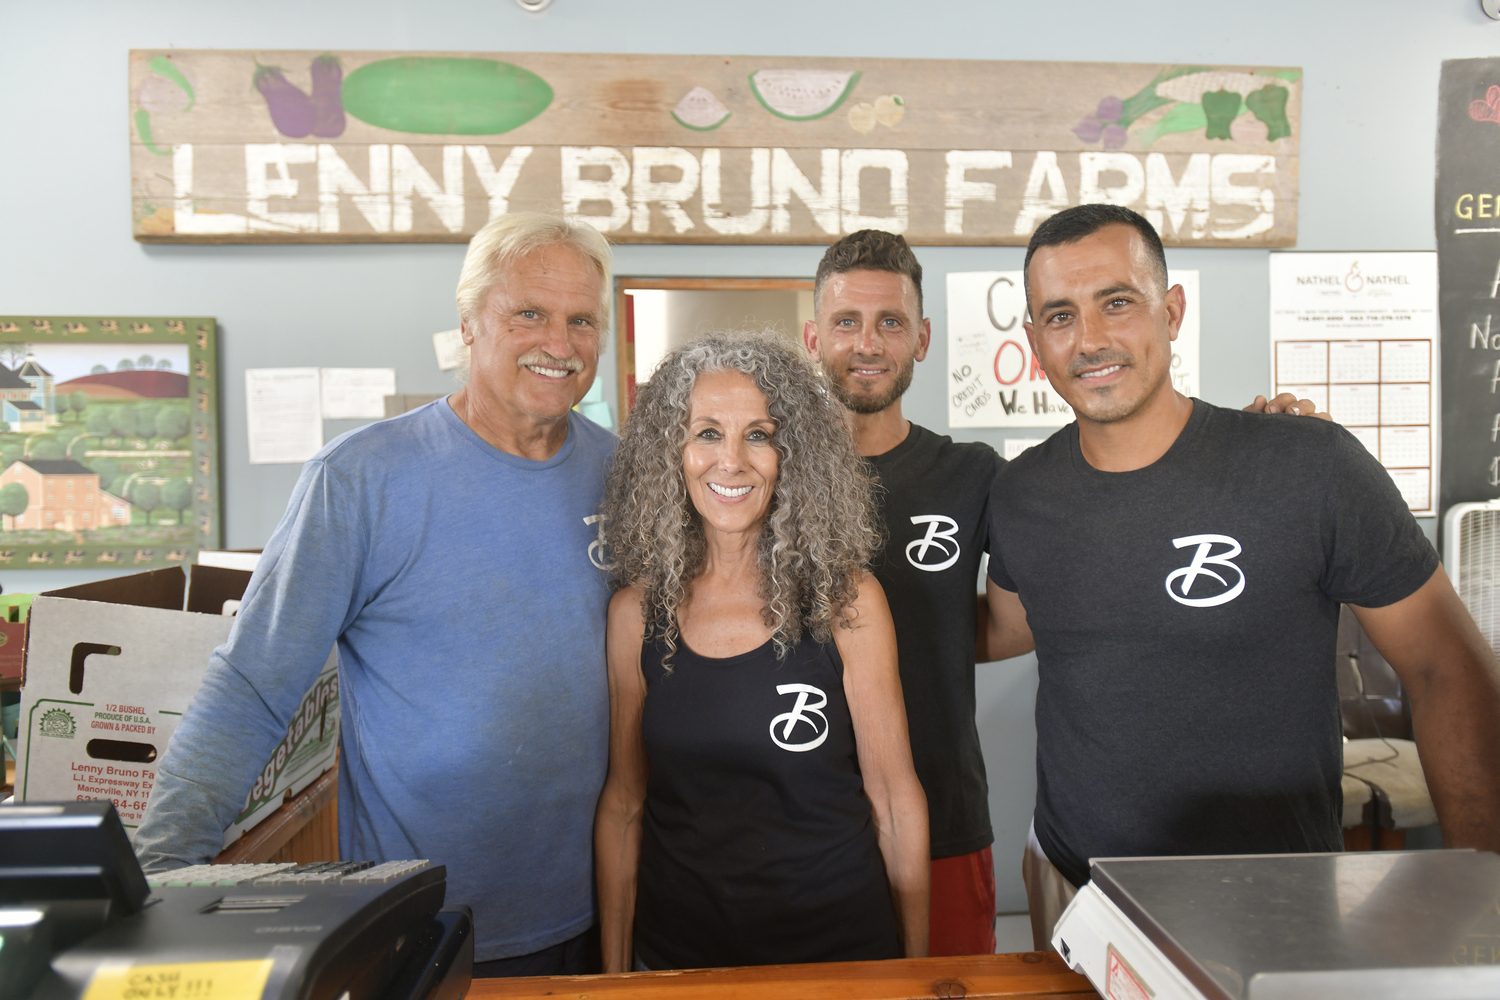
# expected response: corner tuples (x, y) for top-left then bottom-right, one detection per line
(0, 316), (220, 570)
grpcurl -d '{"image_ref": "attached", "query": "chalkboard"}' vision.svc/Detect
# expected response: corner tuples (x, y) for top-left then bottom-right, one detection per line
(1436, 58), (1500, 522)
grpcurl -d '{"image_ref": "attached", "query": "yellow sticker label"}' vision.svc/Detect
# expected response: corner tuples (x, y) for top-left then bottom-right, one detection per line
(82, 959), (275, 1000)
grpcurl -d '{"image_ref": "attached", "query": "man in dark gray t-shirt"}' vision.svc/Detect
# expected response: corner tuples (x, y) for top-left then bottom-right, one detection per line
(805, 228), (1333, 955)
(986, 204), (1500, 950)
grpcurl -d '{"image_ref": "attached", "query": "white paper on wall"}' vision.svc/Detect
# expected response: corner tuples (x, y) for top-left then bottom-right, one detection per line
(246, 368), (322, 465)
(1002, 438), (1046, 461)
(320, 367), (397, 419)
(1268, 251), (1438, 515)
(433, 328), (467, 372)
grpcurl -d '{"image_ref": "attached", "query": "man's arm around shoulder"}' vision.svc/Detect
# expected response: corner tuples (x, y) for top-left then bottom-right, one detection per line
(977, 579), (1034, 664)
(1352, 568), (1500, 852)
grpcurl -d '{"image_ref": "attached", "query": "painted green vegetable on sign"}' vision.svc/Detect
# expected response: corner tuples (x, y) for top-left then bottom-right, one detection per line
(342, 57), (553, 135)
(1072, 66), (1299, 149)
(1201, 89), (1241, 140)
(1246, 84), (1291, 141)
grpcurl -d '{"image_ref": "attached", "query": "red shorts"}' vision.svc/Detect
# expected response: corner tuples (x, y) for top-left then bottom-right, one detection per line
(929, 845), (996, 956)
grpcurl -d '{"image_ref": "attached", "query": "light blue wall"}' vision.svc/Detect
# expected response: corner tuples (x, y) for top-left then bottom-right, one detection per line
(2, 0), (1490, 912)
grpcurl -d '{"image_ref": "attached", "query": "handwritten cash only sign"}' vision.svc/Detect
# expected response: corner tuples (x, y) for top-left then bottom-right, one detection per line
(947, 270), (1200, 429)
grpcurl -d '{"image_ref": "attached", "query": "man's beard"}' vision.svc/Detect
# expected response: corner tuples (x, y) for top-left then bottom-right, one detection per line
(828, 354), (916, 414)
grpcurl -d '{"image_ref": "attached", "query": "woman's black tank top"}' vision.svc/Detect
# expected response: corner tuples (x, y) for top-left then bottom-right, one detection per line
(633, 632), (901, 970)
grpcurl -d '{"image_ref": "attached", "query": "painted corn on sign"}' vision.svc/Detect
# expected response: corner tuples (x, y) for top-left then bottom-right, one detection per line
(0, 318), (220, 569)
(130, 51), (1302, 246)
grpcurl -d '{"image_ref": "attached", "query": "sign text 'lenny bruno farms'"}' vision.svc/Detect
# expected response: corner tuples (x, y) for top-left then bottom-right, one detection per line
(130, 51), (1301, 246)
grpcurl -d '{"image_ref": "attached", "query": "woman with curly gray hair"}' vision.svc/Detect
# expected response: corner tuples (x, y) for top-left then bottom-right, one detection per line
(594, 331), (930, 972)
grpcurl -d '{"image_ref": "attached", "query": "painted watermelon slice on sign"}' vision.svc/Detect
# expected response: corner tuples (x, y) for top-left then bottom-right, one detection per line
(672, 86), (731, 131)
(749, 69), (861, 121)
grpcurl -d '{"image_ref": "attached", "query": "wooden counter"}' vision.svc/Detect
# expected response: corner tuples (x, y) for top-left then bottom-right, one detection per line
(471, 953), (1097, 1000)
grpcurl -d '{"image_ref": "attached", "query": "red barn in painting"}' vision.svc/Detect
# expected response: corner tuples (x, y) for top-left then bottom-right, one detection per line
(0, 459), (132, 531)
(53, 369), (189, 400)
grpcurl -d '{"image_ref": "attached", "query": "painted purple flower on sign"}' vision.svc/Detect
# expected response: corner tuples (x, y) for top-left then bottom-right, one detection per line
(1072, 117), (1104, 143)
(1073, 95), (1128, 148)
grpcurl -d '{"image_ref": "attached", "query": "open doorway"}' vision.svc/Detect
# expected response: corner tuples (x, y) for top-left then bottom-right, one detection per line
(615, 278), (814, 417)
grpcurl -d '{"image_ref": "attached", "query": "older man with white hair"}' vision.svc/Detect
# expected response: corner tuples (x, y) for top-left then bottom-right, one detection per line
(133, 213), (617, 976)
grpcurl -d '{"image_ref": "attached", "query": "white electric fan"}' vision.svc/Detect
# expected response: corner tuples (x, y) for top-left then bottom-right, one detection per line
(1444, 500), (1500, 655)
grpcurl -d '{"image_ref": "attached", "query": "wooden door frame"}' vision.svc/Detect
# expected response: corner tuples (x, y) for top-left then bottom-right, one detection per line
(614, 277), (815, 418)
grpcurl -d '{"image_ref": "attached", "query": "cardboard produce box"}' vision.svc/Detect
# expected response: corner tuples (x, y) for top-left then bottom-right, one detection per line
(0, 595), (33, 685)
(13, 566), (339, 848)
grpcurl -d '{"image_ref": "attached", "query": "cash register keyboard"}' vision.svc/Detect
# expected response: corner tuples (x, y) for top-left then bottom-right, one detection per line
(145, 859), (431, 887)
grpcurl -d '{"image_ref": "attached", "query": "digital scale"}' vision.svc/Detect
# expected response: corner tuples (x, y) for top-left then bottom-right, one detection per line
(1052, 850), (1500, 999)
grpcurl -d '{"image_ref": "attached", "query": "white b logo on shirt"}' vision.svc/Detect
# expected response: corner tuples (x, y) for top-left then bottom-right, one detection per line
(906, 515), (961, 572)
(1165, 534), (1245, 607)
(583, 514), (609, 571)
(770, 683), (829, 752)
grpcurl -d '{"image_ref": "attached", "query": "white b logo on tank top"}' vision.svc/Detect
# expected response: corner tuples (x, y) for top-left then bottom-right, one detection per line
(906, 515), (961, 572)
(1165, 534), (1245, 607)
(770, 683), (829, 752)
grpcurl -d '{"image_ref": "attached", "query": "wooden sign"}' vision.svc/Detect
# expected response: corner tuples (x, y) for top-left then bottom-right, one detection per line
(130, 51), (1301, 247)
(0, 317), (220, 570)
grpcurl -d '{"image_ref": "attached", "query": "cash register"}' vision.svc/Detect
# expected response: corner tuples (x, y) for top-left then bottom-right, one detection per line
(0, 802), (472, 1000)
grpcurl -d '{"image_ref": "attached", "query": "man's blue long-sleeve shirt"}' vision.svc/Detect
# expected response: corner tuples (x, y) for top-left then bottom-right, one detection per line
(133, 401), (616, 960)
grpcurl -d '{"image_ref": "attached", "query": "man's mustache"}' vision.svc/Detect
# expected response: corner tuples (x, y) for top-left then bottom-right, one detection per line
(1067, 350), (1133, 378)
(517, 350), (583, 373)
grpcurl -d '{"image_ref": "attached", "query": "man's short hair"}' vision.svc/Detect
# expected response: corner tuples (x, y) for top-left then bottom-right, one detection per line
(1022, 205), (1168, 307)
(455, 212), (613, 328)
(813, 229), (923, 318)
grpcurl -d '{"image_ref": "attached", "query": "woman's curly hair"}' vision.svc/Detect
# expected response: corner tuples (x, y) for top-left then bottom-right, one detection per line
(601, 330), (882, 663)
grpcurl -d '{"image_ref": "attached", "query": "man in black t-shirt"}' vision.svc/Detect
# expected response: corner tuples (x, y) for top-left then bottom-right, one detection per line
(987, 204), (1500, 949)
(804, 232), (1014, 955)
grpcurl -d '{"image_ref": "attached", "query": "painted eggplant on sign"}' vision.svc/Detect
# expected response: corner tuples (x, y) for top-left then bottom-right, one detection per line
(254, 53), (346, 139)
